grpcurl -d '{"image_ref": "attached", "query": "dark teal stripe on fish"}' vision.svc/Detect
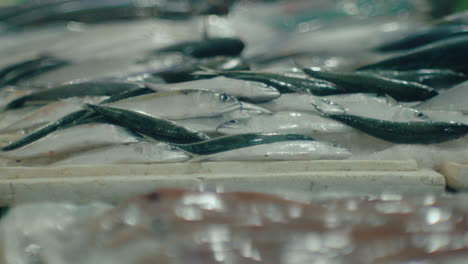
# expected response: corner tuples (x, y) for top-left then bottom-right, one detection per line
(194, 70), (343, 95)
(173, 133), (315, 155)
(302, 68), (438, 101)
(324, 113), (468, 144)
(360, 69), (467, 89)
(1, 109), (89, 151)
(86, 104), (210, 144)
(99, 87), (155, 104)
(1, 85), (156, 151)
(158, 56), (249, 83)
(358, 35), (468, 74)
(375, 25), (468, 52)
(5, 81), (143, 109)
(155, 38), (245, 58)
(0, 56), (68, 86)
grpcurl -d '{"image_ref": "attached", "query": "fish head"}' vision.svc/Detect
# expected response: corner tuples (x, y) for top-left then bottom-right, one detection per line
(216, 118), (252, 135)
(200, 90), (241, 114)
(161, 144), (192, 162)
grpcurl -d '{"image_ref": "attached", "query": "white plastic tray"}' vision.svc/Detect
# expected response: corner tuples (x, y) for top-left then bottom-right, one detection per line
(0, 160), (446, 205)
(439, 162), (468, 191)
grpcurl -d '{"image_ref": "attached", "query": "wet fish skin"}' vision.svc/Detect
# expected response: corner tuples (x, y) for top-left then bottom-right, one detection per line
(5, 81), (143, 109)
(358, 35), (468, 74)
(99, 87), (155, 104)
(0, 109), (89, 151)
(302, 68), (438, 102)
(323, 112), (468, 144)
(53, 142), (191, 166)
(173, 133), (315, 155)
(157, 56), (249, 83)
(155, 38), (245, 58)
(217, 112), (351, 136)
(0, 96), (105, 133)
(196, 70), (343, 95)
(86, 104), (210, 144)
(191, 141), (351, 162)
(107, 89), (241, 120)
(0, 123), (141, 160)
(146, 76), (280, 103)
(0, 56), (68, 86)
(361, 69), (467, 89)
(375, 25), (468, 52)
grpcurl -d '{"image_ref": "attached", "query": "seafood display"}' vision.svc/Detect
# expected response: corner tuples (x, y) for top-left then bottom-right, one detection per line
(3, 188), (468, 264)
(0, 0), (467, 168)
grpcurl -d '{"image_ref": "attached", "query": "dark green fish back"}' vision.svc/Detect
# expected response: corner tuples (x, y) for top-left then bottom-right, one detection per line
(303, 68), (438, 101)
(220, 71), (341, 95)
(86, 104), (209, 144)
(327, 114), (468, 144)
(361, 69), (467, 89)
(156, 38), (245, 58)
(0, 109), (89, 151)
(5, 81), (143, 109)
(358, 35), (468, 74)
(174, 133), (315, 155)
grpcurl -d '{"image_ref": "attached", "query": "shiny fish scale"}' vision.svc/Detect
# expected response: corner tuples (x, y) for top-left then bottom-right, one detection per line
(173, 133), (315, 155)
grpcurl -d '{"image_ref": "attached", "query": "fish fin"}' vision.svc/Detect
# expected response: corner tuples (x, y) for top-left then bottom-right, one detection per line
(384, 95), (399, 105)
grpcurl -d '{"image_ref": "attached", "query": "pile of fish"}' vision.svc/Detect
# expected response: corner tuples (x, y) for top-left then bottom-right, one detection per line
(1, 1), (468, 167)
(2, 188), (468, 264)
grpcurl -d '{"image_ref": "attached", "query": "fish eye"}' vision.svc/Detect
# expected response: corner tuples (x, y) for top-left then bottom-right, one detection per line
(228, 119), (238, 124)
(219, 93), (229, 102)
(416, 112), (427, 118)
(168, 145), (178, 151)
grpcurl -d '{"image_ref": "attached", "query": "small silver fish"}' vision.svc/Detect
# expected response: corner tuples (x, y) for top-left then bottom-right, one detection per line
(191, 141), (351, 162)
(146, 76), (280, 102)
(0, 123), (140, 160)
(217, 111), (351, 136)
(53, 142), (191, 165)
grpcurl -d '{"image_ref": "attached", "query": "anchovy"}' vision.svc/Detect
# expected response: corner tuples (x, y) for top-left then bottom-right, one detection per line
(0, 123), (141, 160)
(106, 89), (241, 119)
(5, 81), (143, 109)
(375, 25), (468, 52)
(86, 104), (210, 144)
(3, 0), (233, 26)
(1, 88), (230, 150)
(321, 112), (468, 144)
(0, 109), (89, 151)
(53, 142), (191, 165)
(360, 69), (466, 89)
(173, 133), (315, 155)
(0, 56), (68, 86)
(99, 87), (155, 104)
(302, 68), (438, 101)
(146, 76), (280, 103)
(194, 70), (344, 95)
(157, 56), (249, 83)
(190, 140), (351, 162)
(216, 112), (351, 136)
(0, 96), (106, 133)
(358, 35), (468, 74)
(154, 38), (245, 58)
